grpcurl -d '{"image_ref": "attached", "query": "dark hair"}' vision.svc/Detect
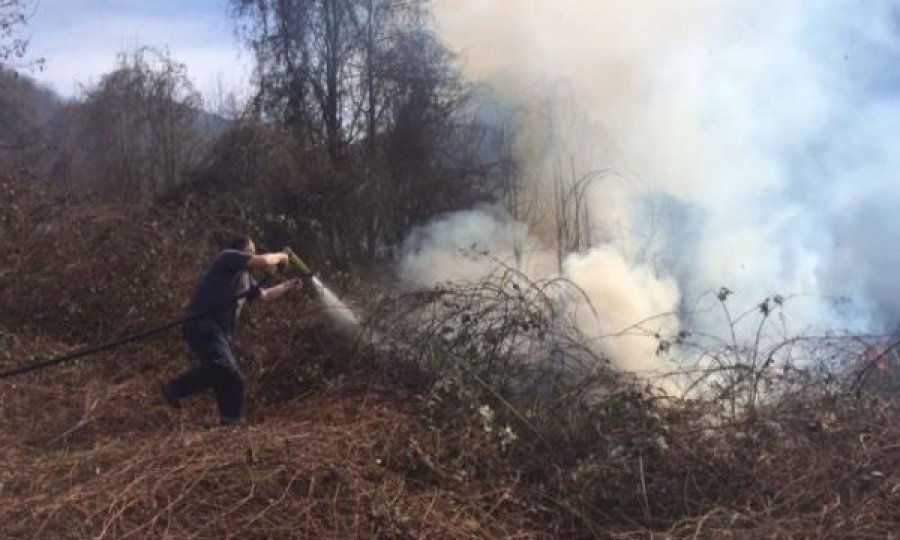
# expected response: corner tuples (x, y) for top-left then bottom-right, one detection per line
(226, 235), (252, 251)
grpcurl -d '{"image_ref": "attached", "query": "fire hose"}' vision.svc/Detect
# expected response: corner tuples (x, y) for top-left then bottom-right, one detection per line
(0, 248), (317, 380)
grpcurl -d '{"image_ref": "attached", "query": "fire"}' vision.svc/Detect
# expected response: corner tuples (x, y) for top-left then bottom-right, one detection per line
(862, 345), (888, 372)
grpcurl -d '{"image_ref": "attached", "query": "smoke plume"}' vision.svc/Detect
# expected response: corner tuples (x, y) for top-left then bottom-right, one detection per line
(401, 0), (900, 375)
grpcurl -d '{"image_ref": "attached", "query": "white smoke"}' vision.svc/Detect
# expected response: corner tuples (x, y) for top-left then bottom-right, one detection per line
(401, 206), (681, 375)
(563, 247), (679, 373)
(401, 0), (900, 377)
(400, 206), (556, 285)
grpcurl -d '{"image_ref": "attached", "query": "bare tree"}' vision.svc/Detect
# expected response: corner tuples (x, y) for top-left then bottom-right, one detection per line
(75, 48), (204, 199)
(552, 162), (596, 272)
(0, 0), (45, 167)
(0, 68), (58, 170)
(236, 0), (360, 161)
(233, 0), (496, 263)
(234, 1), (454, 161)
(0, 0), (43, 71)
(0, 0), (30, 64)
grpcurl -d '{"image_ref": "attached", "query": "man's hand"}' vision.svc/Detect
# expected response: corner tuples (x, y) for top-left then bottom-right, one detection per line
(286, 278), (304, 292)
(260, 278), (303, 301)
(248, 252), (289, 270)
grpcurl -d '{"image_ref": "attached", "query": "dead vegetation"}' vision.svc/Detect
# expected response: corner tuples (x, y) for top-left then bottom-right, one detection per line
(3, 175), (900, 538)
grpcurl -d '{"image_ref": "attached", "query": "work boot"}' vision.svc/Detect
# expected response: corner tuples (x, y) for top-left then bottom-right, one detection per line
(220, 415), (245, 427)
(159, 383), (181, 409)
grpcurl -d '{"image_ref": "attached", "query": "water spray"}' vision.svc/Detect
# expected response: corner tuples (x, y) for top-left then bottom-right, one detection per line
(283, 247), (317, 294)
(283, 247), (363, 340)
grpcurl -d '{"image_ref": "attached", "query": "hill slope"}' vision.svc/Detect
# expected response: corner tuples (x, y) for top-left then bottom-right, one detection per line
(4, 175), (900, 538)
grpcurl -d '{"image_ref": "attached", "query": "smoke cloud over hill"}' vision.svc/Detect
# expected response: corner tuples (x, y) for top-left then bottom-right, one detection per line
(401, 0), (900, 373)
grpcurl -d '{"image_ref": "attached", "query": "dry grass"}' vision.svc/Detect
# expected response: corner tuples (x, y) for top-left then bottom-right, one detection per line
(4, 174), (900, 538)
(0, 382), (536, 539)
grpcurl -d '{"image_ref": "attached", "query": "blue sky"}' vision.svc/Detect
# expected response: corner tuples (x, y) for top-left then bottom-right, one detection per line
(22, 0), (251, 100)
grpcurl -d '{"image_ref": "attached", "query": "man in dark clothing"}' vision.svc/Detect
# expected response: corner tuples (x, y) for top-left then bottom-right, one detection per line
(160, 236), (300, 425)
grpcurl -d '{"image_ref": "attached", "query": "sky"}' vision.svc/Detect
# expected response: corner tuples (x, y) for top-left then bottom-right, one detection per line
(20, 0), (251, 100)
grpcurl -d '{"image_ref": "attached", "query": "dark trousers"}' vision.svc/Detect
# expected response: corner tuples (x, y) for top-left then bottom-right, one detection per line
(166, 327), (245, 420)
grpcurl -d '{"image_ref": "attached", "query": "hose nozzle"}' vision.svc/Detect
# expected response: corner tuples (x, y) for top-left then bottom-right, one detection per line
(283, 247), (313, 276)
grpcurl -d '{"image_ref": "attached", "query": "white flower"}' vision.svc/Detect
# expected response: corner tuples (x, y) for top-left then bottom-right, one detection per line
(478, 404), (495, 432)
(500, 425), (518, 449)
(478, 404), (494, 420)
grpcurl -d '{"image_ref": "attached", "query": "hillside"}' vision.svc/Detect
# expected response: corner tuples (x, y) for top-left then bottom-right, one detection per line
(4, 175), (900, 539)
(0, 174), (555, 538)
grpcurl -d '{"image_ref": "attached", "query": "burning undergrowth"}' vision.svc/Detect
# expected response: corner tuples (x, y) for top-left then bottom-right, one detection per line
(5, 174), (900, 537)
(364, 265), (611, 398)
(353, 260), (900, 535)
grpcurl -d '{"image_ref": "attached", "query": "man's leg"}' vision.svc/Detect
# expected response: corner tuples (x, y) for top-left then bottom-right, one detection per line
(162, 328), (225, 408)
(162, 364), (216, 407)
(208, 363), (245, 424)
(203, 334), (245, 424)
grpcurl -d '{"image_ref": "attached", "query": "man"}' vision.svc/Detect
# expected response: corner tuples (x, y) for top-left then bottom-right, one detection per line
(160, 236), (300, 425)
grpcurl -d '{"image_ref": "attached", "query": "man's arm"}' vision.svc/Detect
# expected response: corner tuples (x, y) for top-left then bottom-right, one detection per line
(259, 279), (302, 301)
(247, 251), (289, 270)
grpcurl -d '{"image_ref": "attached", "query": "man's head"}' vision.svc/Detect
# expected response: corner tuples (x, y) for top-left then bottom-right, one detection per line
(227, 235), (257, 254)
